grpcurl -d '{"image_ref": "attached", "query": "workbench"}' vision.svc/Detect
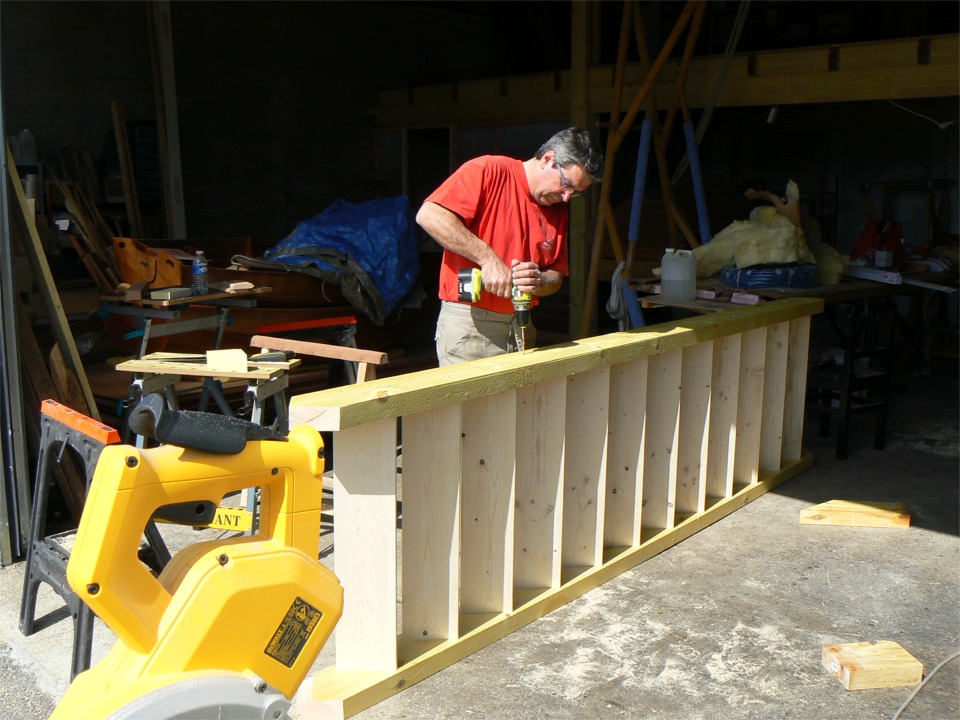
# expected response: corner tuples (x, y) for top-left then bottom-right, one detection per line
(100, 283), (272, 359)
(632, 270), (956, 308)
(630, 269), (958, 372)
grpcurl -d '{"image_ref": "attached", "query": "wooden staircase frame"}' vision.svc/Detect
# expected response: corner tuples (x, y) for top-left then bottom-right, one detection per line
(290, 297), (823, 718)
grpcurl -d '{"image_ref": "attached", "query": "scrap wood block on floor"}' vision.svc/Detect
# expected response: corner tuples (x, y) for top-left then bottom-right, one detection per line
(799, 499), (911, 528)
(822, 641), (923, 690)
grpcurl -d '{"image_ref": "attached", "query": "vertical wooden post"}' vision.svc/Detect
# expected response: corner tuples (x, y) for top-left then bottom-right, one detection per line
(735, 328), (767, 485)
(333, 419), (398, 671)
(562, 368), (610, 570)
(707, 335), (741, 499)
(760, 321), (790, 473)
(514, 379), (567, 591)
(677, 342), (712, 515)
(643, 350), (682, 532)
(782, 317), (812, 461)
(605, 357), (648, 548)
(402, 406), (461, 642)
(461, 392), (516, 615)
(147, 1), (187, 238)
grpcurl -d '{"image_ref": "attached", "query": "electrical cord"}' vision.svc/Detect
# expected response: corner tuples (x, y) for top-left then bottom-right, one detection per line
(887, 100), (959, 130)
(891, 648), (960, 720)
(605, 260), (627, 326)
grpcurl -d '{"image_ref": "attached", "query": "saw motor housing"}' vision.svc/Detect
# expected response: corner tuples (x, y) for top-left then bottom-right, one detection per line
(52, 423), (342, 719)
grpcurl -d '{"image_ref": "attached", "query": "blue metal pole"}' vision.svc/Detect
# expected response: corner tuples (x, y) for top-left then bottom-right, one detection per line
(683, 120), (712, 243)
(620, 118), (654, 329)
(628, 119), (653, 244)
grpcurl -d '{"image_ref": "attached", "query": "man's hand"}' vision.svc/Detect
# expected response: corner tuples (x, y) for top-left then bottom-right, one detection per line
(480, 257), (513, 298)
(510, 260), (541, 294)
(511, 259), (563, 297)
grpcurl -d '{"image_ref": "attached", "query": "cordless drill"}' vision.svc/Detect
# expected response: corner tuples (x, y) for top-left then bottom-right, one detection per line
(457, 268), (533, 350)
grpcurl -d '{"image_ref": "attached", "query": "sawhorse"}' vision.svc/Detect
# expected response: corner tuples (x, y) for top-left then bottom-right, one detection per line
(19, 400), (171, 678)
(116, 353), (300, 534)
(116, 352), (299, 440)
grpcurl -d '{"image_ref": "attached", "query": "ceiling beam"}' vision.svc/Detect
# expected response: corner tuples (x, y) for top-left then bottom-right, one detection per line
(371, 34), (959, 129)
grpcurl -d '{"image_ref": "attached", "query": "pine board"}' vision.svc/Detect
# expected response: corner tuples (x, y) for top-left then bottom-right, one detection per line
(800, 500), (911, 528)
(822, 641), (922, 690)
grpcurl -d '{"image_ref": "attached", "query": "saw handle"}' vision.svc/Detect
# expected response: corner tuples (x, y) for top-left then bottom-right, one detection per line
(128, 393), (285, 453)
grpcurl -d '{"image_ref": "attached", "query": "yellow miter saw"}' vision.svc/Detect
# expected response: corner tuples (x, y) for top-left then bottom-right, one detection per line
(51, 394), (343, 720)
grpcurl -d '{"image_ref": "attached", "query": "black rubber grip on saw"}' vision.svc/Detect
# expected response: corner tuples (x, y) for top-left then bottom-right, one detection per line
(127, 393), (287, 454)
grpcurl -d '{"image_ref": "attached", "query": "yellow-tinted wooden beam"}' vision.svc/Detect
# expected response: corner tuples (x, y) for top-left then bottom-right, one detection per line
(372, 35), (959, 128)
(290, 298), (824, 433)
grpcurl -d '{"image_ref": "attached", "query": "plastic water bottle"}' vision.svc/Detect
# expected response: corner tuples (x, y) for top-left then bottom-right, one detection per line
(16, 129), (37, 164)
(660, 248), (697, 303)
(192, 250), (208, 295)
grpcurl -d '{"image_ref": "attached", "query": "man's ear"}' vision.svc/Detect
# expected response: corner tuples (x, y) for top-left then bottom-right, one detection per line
(541, 150), (554, 168)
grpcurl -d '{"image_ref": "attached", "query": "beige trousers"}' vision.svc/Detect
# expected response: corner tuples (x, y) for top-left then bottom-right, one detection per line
(435, 301), (536, 366)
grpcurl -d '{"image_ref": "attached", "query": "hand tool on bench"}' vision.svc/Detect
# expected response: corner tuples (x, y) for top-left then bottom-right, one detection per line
(51, 394), (343, 720)
(146, 349), (296, 364)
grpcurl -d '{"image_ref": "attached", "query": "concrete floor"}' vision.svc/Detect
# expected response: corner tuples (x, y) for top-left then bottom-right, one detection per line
(1, 368), (957, 720)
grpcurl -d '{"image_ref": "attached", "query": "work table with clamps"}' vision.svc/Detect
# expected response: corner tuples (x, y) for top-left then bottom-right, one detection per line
(116, 351), (300, 380)
(100, 284), (273, 360)
(101, 283), (273, 307)
(629, 278), (764, 313)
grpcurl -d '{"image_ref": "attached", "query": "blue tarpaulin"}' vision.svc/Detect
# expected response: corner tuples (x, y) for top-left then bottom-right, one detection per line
(264, 196), (421, 324)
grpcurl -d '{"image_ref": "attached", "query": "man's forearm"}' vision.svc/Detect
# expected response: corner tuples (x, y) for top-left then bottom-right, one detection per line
(417, 201), (513, 296)
(536, 269), (563, 297)
(416, 202), (496, 266)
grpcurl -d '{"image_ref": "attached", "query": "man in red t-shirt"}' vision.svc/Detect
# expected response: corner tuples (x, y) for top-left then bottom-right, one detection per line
(417, 127), (603, 365)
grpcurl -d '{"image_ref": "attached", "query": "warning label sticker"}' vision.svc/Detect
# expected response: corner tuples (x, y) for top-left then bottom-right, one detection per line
(264, 596), (324, 668)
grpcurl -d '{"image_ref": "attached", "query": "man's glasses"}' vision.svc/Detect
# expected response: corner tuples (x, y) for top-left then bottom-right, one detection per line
(554, 162), (584, 198)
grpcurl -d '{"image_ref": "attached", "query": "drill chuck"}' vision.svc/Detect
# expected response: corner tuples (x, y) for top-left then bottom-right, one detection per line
(511, 285), (532, 328)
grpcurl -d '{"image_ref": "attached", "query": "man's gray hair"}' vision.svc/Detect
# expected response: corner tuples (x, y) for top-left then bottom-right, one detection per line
(536, 127), (604, 182)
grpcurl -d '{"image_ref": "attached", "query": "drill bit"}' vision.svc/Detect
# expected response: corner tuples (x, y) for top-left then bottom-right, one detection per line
(511, 285), (531, 353)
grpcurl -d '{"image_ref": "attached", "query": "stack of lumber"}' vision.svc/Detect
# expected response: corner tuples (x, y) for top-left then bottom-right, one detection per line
(6, 145), (103, 524)
(55, 144), (121, 292)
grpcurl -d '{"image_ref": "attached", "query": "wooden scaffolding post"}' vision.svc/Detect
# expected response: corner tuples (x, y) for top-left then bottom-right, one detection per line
(111, 100), (145, 239)
(628, 0), (709, 278)
(147, 0), (187, 239)
(5, 146), (101, 421)
(579, 0), (703, 339)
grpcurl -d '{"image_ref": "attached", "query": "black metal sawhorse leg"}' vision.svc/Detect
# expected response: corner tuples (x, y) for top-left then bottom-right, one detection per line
(19, 402), (119, 678)
(19, 400), (171, 678)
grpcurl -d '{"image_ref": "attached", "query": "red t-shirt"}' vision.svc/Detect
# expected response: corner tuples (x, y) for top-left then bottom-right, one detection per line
(427, 155), (569, 314)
